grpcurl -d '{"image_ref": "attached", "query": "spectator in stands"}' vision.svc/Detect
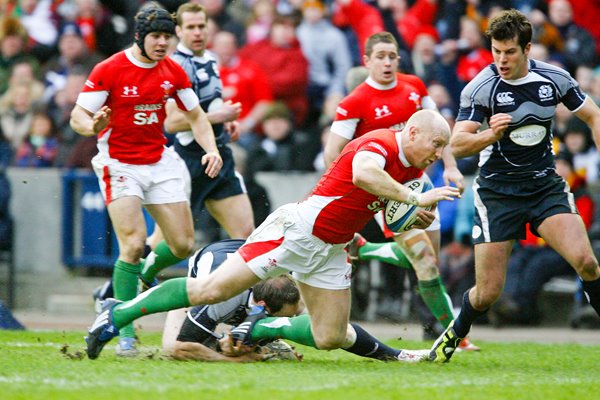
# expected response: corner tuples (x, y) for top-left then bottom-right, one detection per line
(239, 14), (309, 127)
(244, 0), (276, 45)
(297, 0), (352, 130)
(191, 0), (246, 44)
(14, 0), (59, 62)
(246, 102), (318, 175)
(0, 126), (12, 251)
(0, 16), (38, 95)
(7, 60), (44, 100)
(47, 69), (88, 167)
(427, 83), (456, 128)
(546, 0), (596, 74)
(561, 117), (600, 184)
(410, 30), (440, 85)
(0, 81), (42, 151)
(42, 22), (102, 103)
(492, 150), (595, 325)
(590, 67), (600, 105)
(211, 30), (273, 146)
(14, 111), (59, 168)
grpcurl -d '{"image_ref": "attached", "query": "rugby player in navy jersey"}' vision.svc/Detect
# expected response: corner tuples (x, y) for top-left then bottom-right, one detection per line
(430, 9), (600, 363)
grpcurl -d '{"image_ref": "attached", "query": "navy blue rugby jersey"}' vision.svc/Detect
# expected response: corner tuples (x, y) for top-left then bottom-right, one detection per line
(457, 59), (586, 183)
(184, 239), (250, 342)
(170, 43), (229, 149)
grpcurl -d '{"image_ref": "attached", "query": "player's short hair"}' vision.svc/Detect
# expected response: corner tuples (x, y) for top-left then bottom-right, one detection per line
(253, 274), (300, 314)
(365, 32), (398, 58)
(486, 8), (532, 51)
(134, 3), (175, 57)
(175, 2), (207, 26)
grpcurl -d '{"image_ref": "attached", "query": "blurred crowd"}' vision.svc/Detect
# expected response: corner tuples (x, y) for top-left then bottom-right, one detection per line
(0, 0), (599, 327)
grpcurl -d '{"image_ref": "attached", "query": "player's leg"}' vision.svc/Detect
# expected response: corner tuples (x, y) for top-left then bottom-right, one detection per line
(140, 201), (195, 285)
(205, 193), (255, 239)
(107, 196), (147, 350)
(430, 240), (512, 362)
(394, 229), (454, 329)
(248, 314), (426, 362)
(295, 282), (350, 350)
(538, 213), (600, 316)
(86, 253), (261, 359)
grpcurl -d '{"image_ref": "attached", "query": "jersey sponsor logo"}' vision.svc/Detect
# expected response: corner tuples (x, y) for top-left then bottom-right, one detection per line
(366, 196), (387, 213)
(336, 106), (348, 117)
(496, 92), (514, 105)
(134, 104), (163, 111)
(133, 111), (159, 125)
(122, 86), (139, 97)
(509, 124), (546, 146)
(538, 85), (553, 101)
(374, 105), (392, 119)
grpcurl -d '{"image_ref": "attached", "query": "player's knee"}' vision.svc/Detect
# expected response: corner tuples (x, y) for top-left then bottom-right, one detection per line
(575, 253), (600, 280)
(187, 280), (227, 305)
(476, 285), (503, 308)
(412, 259), (439, 280)
(313, 331), (346, 350)
(170, 236), (195, 259)
(120, 236), (146, 260)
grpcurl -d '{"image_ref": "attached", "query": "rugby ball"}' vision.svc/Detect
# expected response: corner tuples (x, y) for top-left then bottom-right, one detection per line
(385, 178), (433, 232)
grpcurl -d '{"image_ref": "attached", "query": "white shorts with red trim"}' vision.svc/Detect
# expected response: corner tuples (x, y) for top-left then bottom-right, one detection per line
(238, 203), (352, 290)
(92, 147), (191, 205)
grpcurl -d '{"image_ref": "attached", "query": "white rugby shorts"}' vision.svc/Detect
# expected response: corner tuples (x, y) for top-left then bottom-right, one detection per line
(238, 203), (352, 290)
(92, 147), (191, 205)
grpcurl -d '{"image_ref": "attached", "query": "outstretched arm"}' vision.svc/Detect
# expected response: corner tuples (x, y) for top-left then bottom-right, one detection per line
(352, 153), (460, 208)
(171, 340), (267, 362)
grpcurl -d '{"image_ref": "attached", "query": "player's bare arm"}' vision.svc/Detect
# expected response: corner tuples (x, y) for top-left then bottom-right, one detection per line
(172, 340), (269, 362)
(440, 146), (465, 193)
(209, 100), (242, 124)
(352, 153), (460, 208)
(183, 105), (223, 178)
(574, 97), (600, 153)
(450, 114), (512, 158)
(323, 133), (351, 168)
(70, 105), (111, 137)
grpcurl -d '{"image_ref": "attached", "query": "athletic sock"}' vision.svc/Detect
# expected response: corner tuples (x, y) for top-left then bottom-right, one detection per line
(581, 276), (600, 317)
(140, 241), (185, 283)
(344, 323), (400, 361)
(250, 314), (317, 348)
(112, 278), (190, 329)
(112, 260), (141, 338)
(357, 242), (412, 269)
(417, 276), (454, 329)
(453, 290), (487, 338)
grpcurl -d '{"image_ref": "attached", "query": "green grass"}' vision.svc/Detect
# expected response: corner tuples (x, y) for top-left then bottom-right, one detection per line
(1, 330), (599, 400)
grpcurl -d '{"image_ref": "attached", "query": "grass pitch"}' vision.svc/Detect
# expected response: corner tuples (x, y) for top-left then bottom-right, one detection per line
(0, 329), (598, 400)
